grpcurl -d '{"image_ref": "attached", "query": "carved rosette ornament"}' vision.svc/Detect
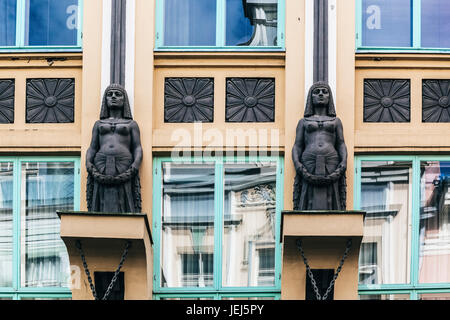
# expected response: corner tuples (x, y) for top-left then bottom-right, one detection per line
(226, 78), (275, 122)
(26, 78), (75, 123)
(422, 80), (450, 122)
(363, 79), (410, 122)
(164, 78), (214, 123)
(0, 80), (15, 124)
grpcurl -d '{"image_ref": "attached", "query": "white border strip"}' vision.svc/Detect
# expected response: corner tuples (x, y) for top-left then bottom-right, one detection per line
(125, 0), (135, 113)
(304, 0), (314, 105)
(101, 0), (112, 104)
(328, 0), (337, 105)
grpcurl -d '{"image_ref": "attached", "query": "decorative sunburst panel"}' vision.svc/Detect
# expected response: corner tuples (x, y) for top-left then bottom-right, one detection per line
(422, 80), (450, 123)
(26, 78), (75, 123)
(226, 78), (275, 122)
(363, 79), (410, 123)
(0, 80), (15, 124)
(164, 78), (214, 123)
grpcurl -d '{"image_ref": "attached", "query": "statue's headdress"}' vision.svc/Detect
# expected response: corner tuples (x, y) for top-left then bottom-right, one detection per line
(304, 81), (336, 117)
(100, 83), (133, 119)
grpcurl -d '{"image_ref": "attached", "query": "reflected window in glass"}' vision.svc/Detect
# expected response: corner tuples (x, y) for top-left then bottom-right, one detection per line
(222, 163), (277, 287)
(161, 163), (215, 288)
(419, 161), (450, 284)
(0, 162), (13, 287)
(358, 161), (412, 285)
(20, 162), (74, 288)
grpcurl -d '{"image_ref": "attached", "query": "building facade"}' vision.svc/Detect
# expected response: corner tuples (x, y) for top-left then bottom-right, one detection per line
(0, 0), (450, 300)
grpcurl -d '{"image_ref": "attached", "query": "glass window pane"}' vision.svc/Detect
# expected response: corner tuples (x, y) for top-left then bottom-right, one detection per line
(421, 0), (450, 48)
(163, 0), (216, 46)
(161, 163), (215, 288)
(222, 296), (275, 300)
(226, 0), (278, 46)
(361, 0), (411, 47)
(419, 161), (450, 283)
(0, 0), (16, 46)
(419, 293), (450, 300)
(359, 294), (410, 300)
(222, 162), (277, 287)
(21, 162), (73, 288)
(359, 161), (412, 285)
(26, 0), (79, 46)
(0, 162), (13, 287)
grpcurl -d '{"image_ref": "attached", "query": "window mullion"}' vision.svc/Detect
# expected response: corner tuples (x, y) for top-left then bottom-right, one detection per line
(15, 0), (26, 47)
(77, 0), (84, 47)
(410, 157), (420, 287)
(214, 159), (224, 290)
(355, 0), (362, 49)
(412, 0), (421, 48)
(12, 158), (20, 291)
(216, 0), (226, 47)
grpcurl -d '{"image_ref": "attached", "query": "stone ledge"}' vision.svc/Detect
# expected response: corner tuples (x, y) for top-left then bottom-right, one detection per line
(281, 210), (366, 241)
(57, 211), (153, 244)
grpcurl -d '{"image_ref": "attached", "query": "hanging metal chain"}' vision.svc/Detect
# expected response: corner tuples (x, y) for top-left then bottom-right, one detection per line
(296, 238), (352, 300)
(75, 240), (132, 300)
(101, 240), (132, 300)
(75, 240), (98, 300)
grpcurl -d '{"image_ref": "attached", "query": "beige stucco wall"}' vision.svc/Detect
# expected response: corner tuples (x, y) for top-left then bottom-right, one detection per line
(355, 54), (450, 153)
(0, 54), (82, 153)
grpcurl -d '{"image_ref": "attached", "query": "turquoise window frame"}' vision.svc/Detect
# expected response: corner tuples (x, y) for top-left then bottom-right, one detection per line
(0, 156), (80, 300)
(0, 0), (83, 53)
(152, 156), (284, 299)
(356, 0), (450, 53)
(355, 155), (450, 300)
(154, 0), (285, 51)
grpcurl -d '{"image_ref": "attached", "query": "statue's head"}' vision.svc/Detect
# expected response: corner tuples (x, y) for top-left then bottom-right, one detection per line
(304, 81), (336, 117)
(100, 83), (133, 119)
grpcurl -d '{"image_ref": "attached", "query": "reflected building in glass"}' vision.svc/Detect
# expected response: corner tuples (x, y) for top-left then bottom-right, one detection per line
(3, 0), (450, 301)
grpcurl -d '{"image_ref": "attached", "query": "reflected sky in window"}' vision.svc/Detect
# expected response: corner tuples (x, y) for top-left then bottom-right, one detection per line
(164, 0), (216, 46)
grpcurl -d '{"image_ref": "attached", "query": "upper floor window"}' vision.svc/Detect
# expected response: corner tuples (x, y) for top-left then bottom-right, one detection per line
(0, 0), (82, 52)
(357, 0), (450, 52)
(155, 0), (285, 51)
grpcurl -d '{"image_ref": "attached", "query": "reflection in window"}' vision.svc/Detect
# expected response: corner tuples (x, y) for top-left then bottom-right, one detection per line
(361, 0), (411, 47)
(359, 161), (412, 285)
(163, 0), (216, 46)
(359, 294), (409, 300)
(419, 293), (450, 300)
(26, 0), (79, 46)
(21, 162), (73, 288)
(419, 161), (450, 283)
(226, 0), (278, 46)
(161, 163), (215, 288)
(222, 163), (276, 287)
(0, 0), (16, 46)
(0, 163), (13, 287)
(162, 0), (279, 47)
(421, 0), (450, 48)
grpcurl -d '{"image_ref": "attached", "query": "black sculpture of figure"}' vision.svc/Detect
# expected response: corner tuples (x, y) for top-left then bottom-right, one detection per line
(86, 84), (143, 213)
(292, 82), (347, 210)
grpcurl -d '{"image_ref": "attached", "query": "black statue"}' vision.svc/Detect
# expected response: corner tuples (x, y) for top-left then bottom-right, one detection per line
(86, 84), (143, 213)
(292, 82), (347, 210)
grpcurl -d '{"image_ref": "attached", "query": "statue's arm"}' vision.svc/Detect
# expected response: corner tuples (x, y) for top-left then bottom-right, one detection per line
(292, 119), (305, 173)
(86, 121), (100, 171)
(130, 121), (143, 170)
(335, 118), (347, 170)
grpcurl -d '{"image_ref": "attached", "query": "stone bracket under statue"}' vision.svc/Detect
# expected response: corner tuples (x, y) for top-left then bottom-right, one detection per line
(58, 211), (153, 300)
(280, 210), (365, 300)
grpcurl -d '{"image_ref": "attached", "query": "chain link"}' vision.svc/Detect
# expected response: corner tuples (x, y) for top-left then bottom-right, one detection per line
(75, 240), (98, 300)
(75, 240), (132, 300)
(296, 238), (352, 300)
